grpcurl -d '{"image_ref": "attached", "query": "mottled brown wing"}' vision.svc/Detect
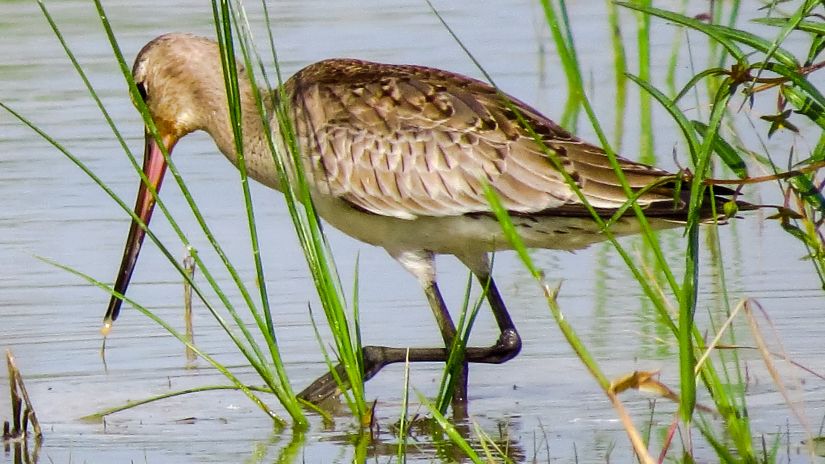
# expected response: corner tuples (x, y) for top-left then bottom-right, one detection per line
(286, 58), (679, 220)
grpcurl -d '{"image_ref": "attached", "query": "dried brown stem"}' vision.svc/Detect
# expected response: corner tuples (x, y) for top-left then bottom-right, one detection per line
(3, 351), (41, 442)
(703, 160), (825, 186)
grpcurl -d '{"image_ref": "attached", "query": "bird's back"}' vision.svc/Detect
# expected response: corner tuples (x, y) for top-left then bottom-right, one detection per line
(280, 58), (731, 227)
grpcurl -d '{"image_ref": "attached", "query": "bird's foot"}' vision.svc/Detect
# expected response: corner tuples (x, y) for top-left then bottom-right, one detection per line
(297, 363), (347, 405)
(297, 345), (394, 405)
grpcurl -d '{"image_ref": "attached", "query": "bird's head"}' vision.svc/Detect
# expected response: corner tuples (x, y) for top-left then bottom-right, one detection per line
(131, 33), (226, 145)
(103, 33), (231, 334)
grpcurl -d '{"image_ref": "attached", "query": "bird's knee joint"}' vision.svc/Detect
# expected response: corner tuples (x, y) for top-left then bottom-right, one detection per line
(493, 329), (522, 363)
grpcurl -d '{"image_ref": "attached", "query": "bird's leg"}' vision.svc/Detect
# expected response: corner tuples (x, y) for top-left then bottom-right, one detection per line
(466, 267), (522, 364)
(297, 252), (522, 406)
(297, 344), (458, 405)
(298, 250), (468, 406)
(297, 307), (516, 405)
(386, 250), (468, 404)
(423, 279), (469, 406)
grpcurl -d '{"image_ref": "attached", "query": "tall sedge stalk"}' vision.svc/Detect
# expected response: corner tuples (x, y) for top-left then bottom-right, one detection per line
(434, 274), (485, 413)
(484, 185), (655, 463)
(396, 352), (412, 464)
(427, 2), (674, 461)
(217, 0), (368, 420)
(22, 0), (303, 424)
(605, 0), (628, 150)
(209, 0), (308, 424)
(547, 0), (824, 459)
(538, 0), (582, 131)
(634, 0), (655, 164)
(16, 0), (373, 427)
(432, 0), (825, 461)
(10, 1), (825, 460)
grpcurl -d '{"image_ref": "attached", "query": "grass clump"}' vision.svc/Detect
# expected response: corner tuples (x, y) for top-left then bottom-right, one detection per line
(3, 0), (824, 463)
(429, 0), (825, 462)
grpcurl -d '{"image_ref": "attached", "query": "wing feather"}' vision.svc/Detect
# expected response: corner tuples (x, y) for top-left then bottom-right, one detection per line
(286, 58), (685, 220)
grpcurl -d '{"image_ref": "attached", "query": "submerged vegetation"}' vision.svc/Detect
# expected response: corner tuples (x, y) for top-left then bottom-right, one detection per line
(1, 0), (824, 462)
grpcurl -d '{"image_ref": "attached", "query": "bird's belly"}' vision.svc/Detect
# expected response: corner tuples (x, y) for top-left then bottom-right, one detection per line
(313, 196), (675, 256)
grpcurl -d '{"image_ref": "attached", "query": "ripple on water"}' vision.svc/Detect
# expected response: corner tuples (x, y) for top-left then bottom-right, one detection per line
(1, 1), (823, 463)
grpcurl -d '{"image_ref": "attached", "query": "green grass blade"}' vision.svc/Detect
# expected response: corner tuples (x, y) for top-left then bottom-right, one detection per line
(39, 257), (285, 425)
(754, 17), (825, 36)
(82, 384), (276, 420)
(483, 184), (608, 388)
(664, 0), (689, 97)
(435, 273), (484, 413)
(538, 0), (583, 130)
(396, 351), (411, 464)
(634, 0), (654, 163)
(782, 85), (825, 131)
(605, 0), (628, 149)
(762, 62), (825, 107)
(617, 2), (748, 65)
(418, 392), (484, 463)
(679, 77), (736, 423)
(691, 121), (749, 177)
(89, 0), (284, 387)
(750, 0), (819, 74)
(626, 73), (700, 166)
(673, 67), (729, 105)
(210, 1), (306, 424)
(222, 1), (367, 418)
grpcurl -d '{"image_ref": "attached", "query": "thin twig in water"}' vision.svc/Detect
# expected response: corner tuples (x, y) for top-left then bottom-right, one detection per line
(3, 350), (42, 445)
(183, 252), (197, 363)
(744, 301), (813, 445)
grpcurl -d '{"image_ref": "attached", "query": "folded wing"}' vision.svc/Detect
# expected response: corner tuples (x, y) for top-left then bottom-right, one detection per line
(286, 59), (686, 220)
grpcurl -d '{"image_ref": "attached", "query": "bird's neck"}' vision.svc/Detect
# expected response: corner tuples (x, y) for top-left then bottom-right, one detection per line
(204, 79), (284, 191)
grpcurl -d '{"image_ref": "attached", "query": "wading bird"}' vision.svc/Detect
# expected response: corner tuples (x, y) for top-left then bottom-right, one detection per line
(104, 33), (742, 405)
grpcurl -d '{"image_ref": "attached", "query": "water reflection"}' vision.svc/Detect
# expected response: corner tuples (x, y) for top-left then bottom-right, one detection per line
(289, 414), (528, 463)
(2, 438), (40, 464)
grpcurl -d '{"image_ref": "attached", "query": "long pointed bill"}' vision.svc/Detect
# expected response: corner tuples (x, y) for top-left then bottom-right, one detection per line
(102, 131), (175, 335)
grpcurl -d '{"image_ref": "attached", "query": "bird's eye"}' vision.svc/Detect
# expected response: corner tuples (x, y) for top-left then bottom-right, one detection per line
(136, 81), (148, 103)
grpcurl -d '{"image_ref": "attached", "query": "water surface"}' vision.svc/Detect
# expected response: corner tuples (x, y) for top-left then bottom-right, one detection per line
(1, 1), (823, 462)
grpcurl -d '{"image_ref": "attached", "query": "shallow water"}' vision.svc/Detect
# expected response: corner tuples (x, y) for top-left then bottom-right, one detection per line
(1, 1), (823, 463)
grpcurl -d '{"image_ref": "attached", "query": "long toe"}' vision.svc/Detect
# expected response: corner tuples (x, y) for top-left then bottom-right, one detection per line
(297, 363), (348, 405)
